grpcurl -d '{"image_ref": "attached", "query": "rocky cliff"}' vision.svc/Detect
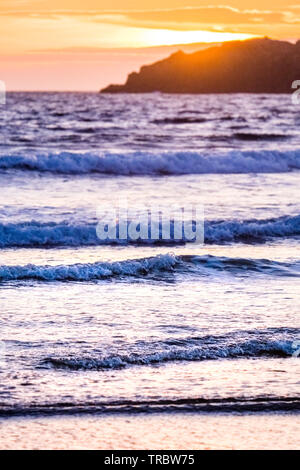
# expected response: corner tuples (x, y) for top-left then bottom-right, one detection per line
(101, 38), (300, 94)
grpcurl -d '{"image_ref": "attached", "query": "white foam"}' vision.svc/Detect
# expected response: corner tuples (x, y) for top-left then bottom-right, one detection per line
(0, 254), (178, 282)
(0, 254), (298, 282)
(0, 215), (299, 248)
(43, 328), (299, 370)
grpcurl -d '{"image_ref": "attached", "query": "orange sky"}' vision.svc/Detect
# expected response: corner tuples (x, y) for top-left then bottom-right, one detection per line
(1, 1), (299, 90)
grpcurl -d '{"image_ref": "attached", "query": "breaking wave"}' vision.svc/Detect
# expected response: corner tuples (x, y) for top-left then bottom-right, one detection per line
(0, 214), (299, 248)
(0, 149), (300, 175)
(0, 254), (299, 283)
(42, 328), (300, 370)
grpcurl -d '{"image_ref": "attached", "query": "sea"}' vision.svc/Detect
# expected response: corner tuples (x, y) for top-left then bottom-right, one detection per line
(0, 92), (299, 443)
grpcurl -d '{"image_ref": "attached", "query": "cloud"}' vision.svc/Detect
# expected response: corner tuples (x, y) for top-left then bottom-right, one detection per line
(1, 5), (299, 25)
(123, 7), (286, 26)
(0, 5), (299, 39)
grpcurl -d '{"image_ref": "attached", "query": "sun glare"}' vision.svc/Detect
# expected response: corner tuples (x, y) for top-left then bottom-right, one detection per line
(138, 29), (256, 47)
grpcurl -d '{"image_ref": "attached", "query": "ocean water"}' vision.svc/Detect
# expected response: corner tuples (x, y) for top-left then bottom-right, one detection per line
(0, 93), (299, 423)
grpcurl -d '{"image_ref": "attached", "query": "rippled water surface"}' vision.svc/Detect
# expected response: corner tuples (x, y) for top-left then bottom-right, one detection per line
(0, 93), (299, 424)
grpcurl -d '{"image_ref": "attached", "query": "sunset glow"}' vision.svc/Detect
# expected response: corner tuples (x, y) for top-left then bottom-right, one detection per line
(0, 1), (299, 90)
(138, 29), (254, 47)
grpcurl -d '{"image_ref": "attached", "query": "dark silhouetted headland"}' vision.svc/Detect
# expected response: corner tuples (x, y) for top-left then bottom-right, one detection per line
(101, 38), (300, 94)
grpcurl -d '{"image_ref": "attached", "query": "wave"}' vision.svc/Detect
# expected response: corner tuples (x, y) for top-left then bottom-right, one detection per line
(233, 133), (290, 141)
(152, 117), (207, 124)
(1, 149), (300, 175)
(42, 328), (300, 370)
(0, 254), (178, 282)
(205, 214), (300, 243)
(0, 215), (299, 248)
(1, 397), (299, 416)
(0, 254), (299, 283)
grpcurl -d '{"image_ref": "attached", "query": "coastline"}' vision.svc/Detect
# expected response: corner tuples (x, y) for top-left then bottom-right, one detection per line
(0, 411), (299, 450)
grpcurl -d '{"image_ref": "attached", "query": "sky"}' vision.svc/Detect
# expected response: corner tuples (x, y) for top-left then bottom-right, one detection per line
(1, 1), (299, 90)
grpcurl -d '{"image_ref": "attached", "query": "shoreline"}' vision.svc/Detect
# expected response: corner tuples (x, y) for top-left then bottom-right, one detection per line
(0, 411), (299, 450)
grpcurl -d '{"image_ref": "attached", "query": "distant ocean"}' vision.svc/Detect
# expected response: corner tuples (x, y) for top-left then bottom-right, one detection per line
(0, 92), (299, 424)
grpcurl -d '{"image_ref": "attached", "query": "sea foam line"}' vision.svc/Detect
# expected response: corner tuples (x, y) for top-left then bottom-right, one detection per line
(1, 397), (299, 416)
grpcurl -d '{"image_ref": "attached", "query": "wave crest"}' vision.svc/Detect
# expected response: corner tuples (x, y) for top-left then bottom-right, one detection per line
(42, 328), (300, 370)
(0, 254), (299, 283)
(1, 149), (300, 175)
(0, 215), (299, 248)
